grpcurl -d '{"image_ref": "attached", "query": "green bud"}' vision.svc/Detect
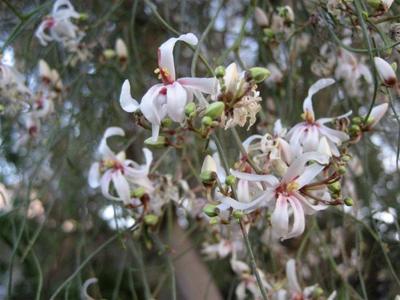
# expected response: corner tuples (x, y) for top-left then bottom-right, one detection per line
(203, 204), (219, 217)
(144, 214), (159, 226)
(185, 102), (196, 117)
(328, 181), (341, 193)
(365, 116), (375, 126)
(352, 116), (362, 125)
(349, 124), (361, 135)
(232, 210), (244, 219)
(103, 49), (116, 59)
(79, 13), (89, 21)
(215, 66), (226, 78)
(391, 62), (397, 72)
(225, 175), (237, 186)
(344, 197), (354, 206)
(205, 102), (225, 119)
(200, 170), (217, 184)
(366, 0), (383, 9)
(209, 217), (219, 225)
(342, 154), (352, 162)
(313, 287), (324, 297)
(201, 116), (213, 127)
(131, 187), (146, 198)
(247, 67), (271, 83)
(263, 28), (275, 39)
(338, 166), (347, 175)
(144, 136), (167, 148)
(161, 117), (173, 127)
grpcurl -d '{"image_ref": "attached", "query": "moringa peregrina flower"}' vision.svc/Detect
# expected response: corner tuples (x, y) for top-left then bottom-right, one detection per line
(287, 78), (351, 156)
(374, 57), (397, 87)
(88, 127), (153, 204)
(119, 33), (218, 140)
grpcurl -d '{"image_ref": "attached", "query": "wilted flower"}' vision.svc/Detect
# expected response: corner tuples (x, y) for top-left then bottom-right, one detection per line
(287, 78), (350, 156)
(374, 57), (397, 87)
(88, 127), (153, 203)
(119, 33), (217, 140)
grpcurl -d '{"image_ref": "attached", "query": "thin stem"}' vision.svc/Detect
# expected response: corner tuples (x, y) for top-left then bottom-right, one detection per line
(239, 220), (269, 300)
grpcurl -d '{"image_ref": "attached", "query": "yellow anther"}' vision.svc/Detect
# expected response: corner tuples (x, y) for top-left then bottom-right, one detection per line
(287, 181), (300, 193)
(302, 110), (314, 123)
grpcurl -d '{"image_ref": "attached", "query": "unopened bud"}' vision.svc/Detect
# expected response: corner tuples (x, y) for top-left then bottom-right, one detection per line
(201, 116), (213, 127)
(215, 66), (226, 78)
(232, 210), (244, 219)
(374, 57), (397, 87)
(225, 175), (236, 186)
(205, 102), (225, 119)
(132, 187), (146, 198)
(352, 116), (362, 125)
(278, 5), (294, 23)
(254, 7), (269, 27)
(161, 117), (173, 127)
(263, 28), (275, 39)
(247, 67), (271, 83)
(200, 171), (216, 184)
(144, 136), (167, 148)
(209, 217), (219, 225)
(185, 102), (196, 117)
(337, 166), (347, 175)
(79, 13), (89, 21)
(144, 214), (159, 226)
(344, 197), (354, 206)
(313, 287), (324, 297)
(328, 181), (341, 193)
(115, 38), (128, 61)
(103, 49), (116, 59)
(349, 124), (361, 135)
(342, 154), (352, 162)
(203, 204), (218, 217)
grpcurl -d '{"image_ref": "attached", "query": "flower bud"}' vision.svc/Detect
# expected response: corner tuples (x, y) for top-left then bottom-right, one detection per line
(349, 124), (361, 135)
(254, 7), (269, 27)
(144, 214), (159, 226)
(79, 13), (89, 21)
(115, 38), (128, 61)
(103, 49), (116, 60)
(328, 181), (341, 193)
(352, 116), (362, 125)
(132, 187), (146, 198)
(38, 59), (51, 83)
(201, 116), (213, 127)
(374, 57), (397, 87)
(161, 117), (173, 127)
(200, 155), (217, 184)
(364, 103), (389, 129)
(342, 154), (352, 162)
(247, 67), (271, 83)
(144, 136), (167, 148)
(203, 204), (218, 217)
(205, 102), (225, 119)
(225, 175), (236, 186)
(232, 210), (244, 219)
(278, 5), (294, 23)
(313, 287), (324, 297)
(337, 166), (347, 175)
(209, 217), (219, 225)
(185, 102), (196, 117)
(344, 197), (354, 206)
(215, 66), (226, 78)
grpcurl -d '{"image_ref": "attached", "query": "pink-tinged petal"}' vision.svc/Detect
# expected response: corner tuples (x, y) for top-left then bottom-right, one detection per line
(273, 119), (284, 136)
(282, 152), (329, 184)
(279, 138), (293, 164)
(296, 163), (325, 188)
(286, 122), (304, 140)
(242, 134), (263, 151)
(177, 77), (218, 95)
(303, 78), (335, 120)
(285, 259), (302, 293)
(285, 197), (305, 239)
(99, 127), (125, 159)
(374, 57), (397, 87)
(317, 137), (332, 157)
(158, 33), (198, 81)
(230, 169), (279, 186)
(100, 170), (117, 200)
(318, 125), (349, 144)
(271, 195), (289, 238)
(367, 103), (389, 128)
(237, 180), (250, 203)
(293, 191), (327, 214)
(140, 84), (166, 125)
(88, 162), (100, 188)
(112, 170), (131, 203)
(217, 191), (273, 213)
(317, 110), (352, 125)
(166, 82), (188, 122)
(119, 80), (139, 112)
(302, 126), (319, 152)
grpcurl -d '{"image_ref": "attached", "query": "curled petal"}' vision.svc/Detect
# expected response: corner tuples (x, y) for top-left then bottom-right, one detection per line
(271, 195), (289, 238)
(303, 78), (335, 121)
(177, 77), (218, 95)
(285, 198), (305, 240)
(318, 125), (349, 145)
(237, 180), (250, 203)
(88, 162), (100, 188)
(158, 33), (198, 81)
(120, 80), (139, 113)
(166, 82), (188, 122)
(293, 191), (328, 214)
(242, 134), (263, 152)
(317, 110), (352, 125)
(230, 169), (279, 186)
(52, 0), (80, 19)
(99, 127), (125, 159)
(296, 163), (325, 189)
(217, 192), (273, 213)
(81, 277), (98, 300)
(143, 148), (153, 171)
(112, 171), (131, 203)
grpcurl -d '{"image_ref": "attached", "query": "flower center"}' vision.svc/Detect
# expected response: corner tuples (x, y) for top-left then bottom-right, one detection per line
(275, 181), (299, 196)
(102, 159), (124, 173)
(154, 67), (174, 85)
(302, 110), (314, 124)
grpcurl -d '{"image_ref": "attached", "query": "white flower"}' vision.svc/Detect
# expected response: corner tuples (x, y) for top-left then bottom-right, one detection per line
(287, 78), (351, 157)
(364, 103), (389, 129)
(88, 127), (153, 203)
(374, 57), (397, 87)
(115, 38), (128, 61)
(119, 33), (218, 140)
(219, 152), (330, 240)
(0, 63), (31, 101)
(0, 184), (12, 212)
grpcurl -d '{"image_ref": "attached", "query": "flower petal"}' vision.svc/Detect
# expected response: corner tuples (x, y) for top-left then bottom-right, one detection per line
(285, 259), (302, 293)
(366, 103), (389, 128)
(119, 80), (139, 113)
(177, 77), (218, 95)
(285, 197), (306, 239)
(271, 195), (289, 238)
(230, 169), (279, 186)
(140, 84), (166, 125)
(158, 33), (198, 81)
(296, 163), (325, 189)
(99, 127), (125, 159)
(303, 78), (335, 120)
(88, 162), (100, 188)
(112, 170), (131, 203)
(282, 152), (328, 183)
(166, 82), (188, 122)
